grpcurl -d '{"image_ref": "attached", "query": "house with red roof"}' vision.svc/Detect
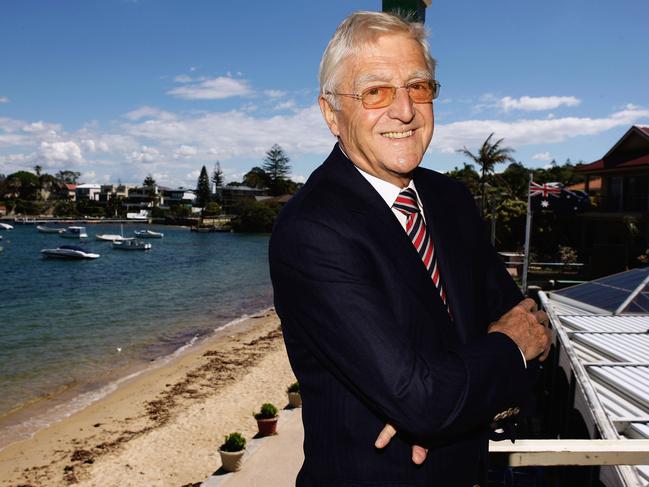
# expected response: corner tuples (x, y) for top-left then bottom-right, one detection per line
(576, 125), (649, 211)
(575, 125), (649, 276)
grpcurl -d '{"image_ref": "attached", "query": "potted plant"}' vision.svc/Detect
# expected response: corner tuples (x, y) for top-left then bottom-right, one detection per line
(253, 402), (279, 436)
(218, 432), (246, 472)
(287, 381), (301, 408)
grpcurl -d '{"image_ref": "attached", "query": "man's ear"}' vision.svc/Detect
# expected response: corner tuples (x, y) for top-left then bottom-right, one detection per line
(318, 95), (340, 137)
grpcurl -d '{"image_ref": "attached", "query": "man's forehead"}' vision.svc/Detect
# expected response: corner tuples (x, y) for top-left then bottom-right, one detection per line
(353, 70), (432, 88)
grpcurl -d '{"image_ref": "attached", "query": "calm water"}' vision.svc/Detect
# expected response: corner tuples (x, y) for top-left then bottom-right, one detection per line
(0, 223), (272, 442)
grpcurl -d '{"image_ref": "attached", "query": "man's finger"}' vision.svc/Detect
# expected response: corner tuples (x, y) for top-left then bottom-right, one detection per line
(374, 423), (397, 448)
(534, 310), (549, 326)
(516, 298), (538, 313)
(412, 445), (428, 465)
(539, 328), (553, 362)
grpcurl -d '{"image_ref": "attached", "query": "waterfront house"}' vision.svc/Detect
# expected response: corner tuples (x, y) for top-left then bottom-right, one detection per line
(159, 187), (196, 209)
(575, 125), (649, 276)
(75, 183), (101, 201)
(218, 185), (269, 214)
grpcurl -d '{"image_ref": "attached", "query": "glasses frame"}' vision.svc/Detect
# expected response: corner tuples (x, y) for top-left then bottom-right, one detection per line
(329, 80), (441, 109)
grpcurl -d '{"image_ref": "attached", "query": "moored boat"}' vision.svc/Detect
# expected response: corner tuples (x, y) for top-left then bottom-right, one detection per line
(133, 229), (164, 238)
(41, 245), (100, 259)
(0, 223), (14, 230)
(60, 226), (88, 239)
(96, 234), (133, 242)
(37, 225), (64, 234)
(112, 239), (152, 250)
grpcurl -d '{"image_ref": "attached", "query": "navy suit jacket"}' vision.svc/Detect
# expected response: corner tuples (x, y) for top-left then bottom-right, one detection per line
(269, 145), (530, 487)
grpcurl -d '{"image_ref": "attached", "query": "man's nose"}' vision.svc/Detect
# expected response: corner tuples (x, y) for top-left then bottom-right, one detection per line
(386, 87), (415, 123)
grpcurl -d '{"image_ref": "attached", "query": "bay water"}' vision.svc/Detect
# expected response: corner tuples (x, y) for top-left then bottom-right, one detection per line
(0, 223), (272, 447)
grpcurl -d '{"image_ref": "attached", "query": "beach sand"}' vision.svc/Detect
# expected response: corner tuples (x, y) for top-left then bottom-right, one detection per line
(0, 310), (296, 487)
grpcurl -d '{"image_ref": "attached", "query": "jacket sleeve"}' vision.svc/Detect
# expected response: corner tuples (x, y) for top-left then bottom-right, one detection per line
(270, 215), (529, 443)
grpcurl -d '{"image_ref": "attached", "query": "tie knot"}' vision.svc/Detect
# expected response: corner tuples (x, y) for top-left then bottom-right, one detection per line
(393, 188), (420, 216)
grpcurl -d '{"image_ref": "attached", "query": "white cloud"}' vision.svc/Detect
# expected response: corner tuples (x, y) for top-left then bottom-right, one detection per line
(124, 106), (176, 121)
(174, 75), (193, 83)
(128, 145), (160, 163)
(500, 96), (581, 112)
(274, 100), (297, 111)
(174, 144), (198, 158)
(0, 96), (9, 104)
(39, 141), (83, 164)
(123, 104), (333, 160)
(167, 76), (252, 100)
(431, 105), (649, 153)
(264, 89), (286, 98)
(532, 152), (552, 161)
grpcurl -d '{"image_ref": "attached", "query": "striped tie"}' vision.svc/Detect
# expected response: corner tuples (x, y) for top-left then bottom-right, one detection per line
(393, 188), (450, 316)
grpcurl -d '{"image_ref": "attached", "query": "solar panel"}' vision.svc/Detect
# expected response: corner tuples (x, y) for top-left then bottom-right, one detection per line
(555, 267), (649, 313)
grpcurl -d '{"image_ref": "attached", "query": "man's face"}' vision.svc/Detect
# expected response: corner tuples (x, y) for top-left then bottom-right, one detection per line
(320, 34), (434, 187)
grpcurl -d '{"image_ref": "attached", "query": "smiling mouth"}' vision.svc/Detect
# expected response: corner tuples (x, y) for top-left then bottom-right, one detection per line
(381, 129), (413, 139)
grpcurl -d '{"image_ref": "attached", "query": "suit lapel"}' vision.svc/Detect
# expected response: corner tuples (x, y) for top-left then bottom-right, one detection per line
(414, 169), (473, 345)
(322, 147), (458, 336)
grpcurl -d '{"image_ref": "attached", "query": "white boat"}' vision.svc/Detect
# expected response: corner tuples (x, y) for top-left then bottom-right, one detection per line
(37, 225), (64, 234)
(60, 226), (88, 239)
(0, 223), (14, 230)
(112, 239), (152, 250)
(41, 245), (100, 259)
(133, 229), (164, 238)
(96, 234), (133, 242)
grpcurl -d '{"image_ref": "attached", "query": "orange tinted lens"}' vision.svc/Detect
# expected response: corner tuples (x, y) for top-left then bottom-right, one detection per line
(361, 86), (394, 108)
(407, 81), (434, 103)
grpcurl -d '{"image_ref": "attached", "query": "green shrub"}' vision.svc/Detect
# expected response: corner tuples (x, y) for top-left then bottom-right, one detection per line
(220, 432), (246, 452)
(254, 402), (278, 420)
(230, 200), (278, 233)
(287, 382), (299, 393)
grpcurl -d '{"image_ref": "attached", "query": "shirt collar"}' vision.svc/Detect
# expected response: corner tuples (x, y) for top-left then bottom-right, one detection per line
(338, 143), (422, 209)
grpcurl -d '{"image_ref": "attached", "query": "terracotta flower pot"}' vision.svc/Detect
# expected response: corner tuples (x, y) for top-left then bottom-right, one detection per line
(256, 416), (278, 436)
(288, 391), (302, 408)
(219, 448), (245, 472)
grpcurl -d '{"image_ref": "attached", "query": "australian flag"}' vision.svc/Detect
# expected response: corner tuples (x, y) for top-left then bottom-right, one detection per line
(530, 181), (590, 213)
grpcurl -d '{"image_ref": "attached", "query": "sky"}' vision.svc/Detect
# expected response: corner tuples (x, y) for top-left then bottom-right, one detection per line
(1, 0), (648, 188)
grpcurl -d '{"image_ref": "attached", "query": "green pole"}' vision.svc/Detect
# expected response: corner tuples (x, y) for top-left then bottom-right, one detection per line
(382, 0), (430, 23)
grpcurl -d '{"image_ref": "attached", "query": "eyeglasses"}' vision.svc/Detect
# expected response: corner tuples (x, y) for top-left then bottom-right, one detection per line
(330, 80), (440, 109)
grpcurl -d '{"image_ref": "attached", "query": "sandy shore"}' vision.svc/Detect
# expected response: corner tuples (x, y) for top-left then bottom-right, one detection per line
(0, 310), (296, 487)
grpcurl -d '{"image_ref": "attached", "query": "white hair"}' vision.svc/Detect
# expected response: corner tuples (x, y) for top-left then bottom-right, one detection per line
(319, 11), (436, 110)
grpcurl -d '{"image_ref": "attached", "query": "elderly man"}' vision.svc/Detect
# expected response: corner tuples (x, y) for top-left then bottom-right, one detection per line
(269, 11), (550, 487)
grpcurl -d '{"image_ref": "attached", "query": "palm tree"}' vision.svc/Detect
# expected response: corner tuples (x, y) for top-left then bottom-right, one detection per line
(458, 133), (516, 216)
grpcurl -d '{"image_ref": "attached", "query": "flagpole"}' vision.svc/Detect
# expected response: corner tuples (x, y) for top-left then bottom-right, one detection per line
(522, 173), (533, 294)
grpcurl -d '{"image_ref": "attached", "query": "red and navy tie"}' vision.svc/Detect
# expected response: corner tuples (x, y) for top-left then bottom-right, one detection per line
(393, 187), (451, 316)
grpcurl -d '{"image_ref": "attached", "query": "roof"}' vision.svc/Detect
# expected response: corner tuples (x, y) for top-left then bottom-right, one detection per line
(541, 268), (649, 486)
(76, 183), (101, 189)
(576, 154), (649, 174)
(577, 126), (649, 174)
(551, 267), (649, 314)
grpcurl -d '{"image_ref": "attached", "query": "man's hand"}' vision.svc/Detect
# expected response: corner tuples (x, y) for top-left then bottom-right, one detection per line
(488, 298), (552, 362)
(375, 423), (428, 464)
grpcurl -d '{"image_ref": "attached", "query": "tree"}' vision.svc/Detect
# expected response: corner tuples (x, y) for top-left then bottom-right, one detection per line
(212, 161), (224, 189)
(446, 163), (480, 195)
(262, 144), (291, 196)
(34, 165), (42, 177)
(195, 165), (212, 208)
(243, 167), (269, 189)
(56, 170), (81, 184)
(5, 171), (40, 200)
(231, 200), (279, 233)
(458, 133), (515, 216)
(143, 174), (156, 187)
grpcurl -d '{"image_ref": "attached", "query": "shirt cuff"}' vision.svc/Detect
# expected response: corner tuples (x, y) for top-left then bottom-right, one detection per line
(518, 346), (527, 369)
